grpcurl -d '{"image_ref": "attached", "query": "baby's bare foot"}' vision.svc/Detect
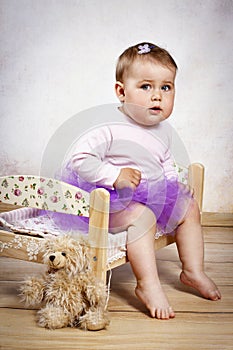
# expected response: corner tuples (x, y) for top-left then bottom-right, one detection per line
(135, 281), (175, 320)
(180, 271), (221, 301)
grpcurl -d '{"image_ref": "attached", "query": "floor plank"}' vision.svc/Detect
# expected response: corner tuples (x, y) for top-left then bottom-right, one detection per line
(202, 212), (233, 227)
(0, 226), (233, 350)
(0, 308), (232, 350)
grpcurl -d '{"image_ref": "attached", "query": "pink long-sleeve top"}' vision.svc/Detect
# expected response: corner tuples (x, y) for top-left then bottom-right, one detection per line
(66, 108), (178, 190)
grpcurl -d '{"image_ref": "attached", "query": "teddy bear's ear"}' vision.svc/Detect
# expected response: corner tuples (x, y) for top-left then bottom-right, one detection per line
(70, 236), (90, 256)
(72, 238), (91, 269)
(41, 238), (54, 253)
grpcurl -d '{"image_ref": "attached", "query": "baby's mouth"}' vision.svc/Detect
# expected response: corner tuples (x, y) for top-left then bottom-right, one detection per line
(150, 106), (161, 111)
(149, 106), (162, 114)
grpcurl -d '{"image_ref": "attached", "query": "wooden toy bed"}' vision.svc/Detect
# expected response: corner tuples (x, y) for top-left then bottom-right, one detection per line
(0, 163), (204, 282)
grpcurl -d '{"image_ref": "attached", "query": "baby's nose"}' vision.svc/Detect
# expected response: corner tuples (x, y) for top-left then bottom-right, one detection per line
(151, 93), (161, 101)
(151, 88), (161, 101)
(49, 255), (55, 262)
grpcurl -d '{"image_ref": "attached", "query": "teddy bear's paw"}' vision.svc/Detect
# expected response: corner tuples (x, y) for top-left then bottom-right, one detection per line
(85, 280), (108, 307)
(37, 305), (70, 329)
(19, 277), (44, 306)
(79, 308), (110, 331)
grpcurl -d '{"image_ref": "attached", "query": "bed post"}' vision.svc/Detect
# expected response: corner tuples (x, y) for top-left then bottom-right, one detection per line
(188, 163), (204, 212)
(88, 188), (110, 282)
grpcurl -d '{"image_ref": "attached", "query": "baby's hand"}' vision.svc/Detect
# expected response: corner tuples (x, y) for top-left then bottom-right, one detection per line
(113, 168), (141, 190)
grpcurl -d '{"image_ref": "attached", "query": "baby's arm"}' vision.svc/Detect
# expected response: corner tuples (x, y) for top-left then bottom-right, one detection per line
(71, 125), (141, 190)
(71, 126), (125, 189)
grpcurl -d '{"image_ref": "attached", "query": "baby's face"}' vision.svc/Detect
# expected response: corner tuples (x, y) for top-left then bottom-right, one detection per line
(117, 60), (176, 126)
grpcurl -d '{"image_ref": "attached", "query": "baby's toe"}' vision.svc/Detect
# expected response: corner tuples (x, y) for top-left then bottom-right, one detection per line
(156, 308), (164, 319)
(169, 306), (175, 318)
(155, 307), (175, 320)
(209, 289), (221, 301)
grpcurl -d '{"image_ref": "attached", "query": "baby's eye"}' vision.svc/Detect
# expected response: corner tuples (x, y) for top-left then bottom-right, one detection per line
(140, 84), (151, 91)
(161, 85), (171, 91)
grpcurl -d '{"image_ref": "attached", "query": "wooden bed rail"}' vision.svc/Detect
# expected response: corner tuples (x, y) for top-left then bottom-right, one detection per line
(0, 163), (204, 283)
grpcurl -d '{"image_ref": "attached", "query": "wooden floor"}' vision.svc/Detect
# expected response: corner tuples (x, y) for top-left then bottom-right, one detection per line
(0, 226), (232, 350)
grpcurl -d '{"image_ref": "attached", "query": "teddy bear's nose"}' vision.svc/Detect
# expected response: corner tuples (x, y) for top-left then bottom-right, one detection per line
(49, 255), (56, 262)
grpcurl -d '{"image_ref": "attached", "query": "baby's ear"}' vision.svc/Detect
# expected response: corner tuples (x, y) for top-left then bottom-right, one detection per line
(115, 81), (125, 102)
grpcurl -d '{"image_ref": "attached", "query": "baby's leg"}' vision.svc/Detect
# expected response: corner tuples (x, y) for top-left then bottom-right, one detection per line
(109, 202), (175, 319)
(175, 199), (221, 300)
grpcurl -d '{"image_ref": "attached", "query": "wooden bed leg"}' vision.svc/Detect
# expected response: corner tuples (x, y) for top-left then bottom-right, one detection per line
(188, 163), (204, 212)
(88, 188), (110, 282)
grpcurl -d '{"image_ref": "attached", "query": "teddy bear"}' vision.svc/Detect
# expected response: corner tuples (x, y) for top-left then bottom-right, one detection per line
(19, 235), (110, 331)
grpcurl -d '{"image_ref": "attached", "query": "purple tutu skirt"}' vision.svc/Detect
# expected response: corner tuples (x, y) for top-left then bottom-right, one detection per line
(45, 167), (192, 236)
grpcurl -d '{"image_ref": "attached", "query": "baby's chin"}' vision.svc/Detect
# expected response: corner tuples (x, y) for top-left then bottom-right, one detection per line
(128, 114), (165, 126)
(144, 114), (165, 126)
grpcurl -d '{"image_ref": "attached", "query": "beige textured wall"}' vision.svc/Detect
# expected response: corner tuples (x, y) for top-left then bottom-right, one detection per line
(0, 0), (232, 212)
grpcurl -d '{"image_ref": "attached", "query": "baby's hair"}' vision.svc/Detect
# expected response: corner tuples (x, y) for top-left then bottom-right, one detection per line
(116, 42), (178, 82)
